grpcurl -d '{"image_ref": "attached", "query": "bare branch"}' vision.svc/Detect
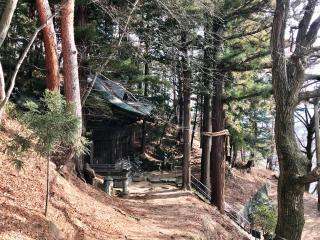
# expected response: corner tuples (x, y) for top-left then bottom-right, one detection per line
(295, 113), (308, 128)
(295, 166), (320, 185)
(305, 74), (320, 81)
(306, 14), (320, 46)
(0, 13), (57, 109)
(81, 0), (141, 106)
(294, 0), (318, 54)
(296, 132), (307, 149)
(299, 88), (320, 102)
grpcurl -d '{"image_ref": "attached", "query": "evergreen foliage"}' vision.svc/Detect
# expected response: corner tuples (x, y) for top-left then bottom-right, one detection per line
(23, 90), (81, 155)
(254, 203), (277, 236)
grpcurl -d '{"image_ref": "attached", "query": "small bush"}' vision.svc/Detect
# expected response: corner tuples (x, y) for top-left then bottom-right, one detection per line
(23, 90), (81, 155)
(253, 203), (277, 235)
(5, 101), (18, 118)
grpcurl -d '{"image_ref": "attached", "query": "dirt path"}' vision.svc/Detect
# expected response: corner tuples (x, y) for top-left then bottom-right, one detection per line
(126, 180), (252, 240)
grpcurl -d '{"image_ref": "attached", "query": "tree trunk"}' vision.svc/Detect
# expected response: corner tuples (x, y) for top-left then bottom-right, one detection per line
(199, 95), (203, 148)
(141, 59), (149, 154)
(209, 15), (225, 213)
(210, 77), (225, 213)
(274, 105), (305, 240)
(305, 114), (314, 192)
(61, 0), (83, 177)
(200, 17), (212, 187)
(177, 68), (184, 141)
(191, 95), (199, 149)
(36, 0), (60, 92)
(271, 0), (320, 238)
(61, 0), (82, 129)
(0, 0), (18, 120)
(231, 142), (237, 167)
(75, 3), (90, 99)
(0, 0), (18, 48)
(181, 30), (191, 190)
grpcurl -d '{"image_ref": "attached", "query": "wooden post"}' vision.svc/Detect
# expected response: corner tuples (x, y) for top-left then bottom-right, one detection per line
(314, 98), (320, 211)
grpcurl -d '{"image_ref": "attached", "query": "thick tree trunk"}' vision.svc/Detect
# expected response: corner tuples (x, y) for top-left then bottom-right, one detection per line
(209, 15), (225, 213)
(61, 0), (83, 177)
(181, 31), (191, 190)
(210, 78), (225, 213)
(274, 105), (306, 240)
(36, 0), (60, 92)
(61, 0), (82, 128)
(271, 1), (320, 238)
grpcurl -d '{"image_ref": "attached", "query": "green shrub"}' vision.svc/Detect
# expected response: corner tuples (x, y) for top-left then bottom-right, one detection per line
(253, 203), (277, 235)
(23, 90), (81, 154)
(5, 101), (18, 118)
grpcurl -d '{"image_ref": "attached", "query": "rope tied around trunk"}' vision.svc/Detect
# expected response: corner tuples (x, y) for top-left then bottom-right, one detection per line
(201, 129), (231, 157)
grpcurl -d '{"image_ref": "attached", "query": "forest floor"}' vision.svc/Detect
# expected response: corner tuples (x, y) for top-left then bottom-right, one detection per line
(1, 118), (319, 239)
(0, 118), (250, 240)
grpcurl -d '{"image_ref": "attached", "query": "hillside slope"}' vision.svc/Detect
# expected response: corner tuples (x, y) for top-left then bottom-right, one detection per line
(0, 118), (249, 240)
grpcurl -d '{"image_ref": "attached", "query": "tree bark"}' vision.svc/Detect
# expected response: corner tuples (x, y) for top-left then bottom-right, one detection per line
(210, 77), (225, 213)
(36, 0), (60, 92)
(141, 59), (149, 154)
(210, 15), (225, 213)
(305, 113), (314, 192)
(181, 30), (191, 190)
(231, 141), (237, 167)
(0, 0), (18, 120)
(200, 17), (212, 187)
(61, 0), (82, 130)
(177, 67), (184, 141)
(61, 0), (83, 178)
(0, 0), (18, 48)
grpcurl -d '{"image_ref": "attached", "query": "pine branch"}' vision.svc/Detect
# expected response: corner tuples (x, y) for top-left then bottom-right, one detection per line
(225, 24), (271, 40)
(223, 86), (272, 103)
